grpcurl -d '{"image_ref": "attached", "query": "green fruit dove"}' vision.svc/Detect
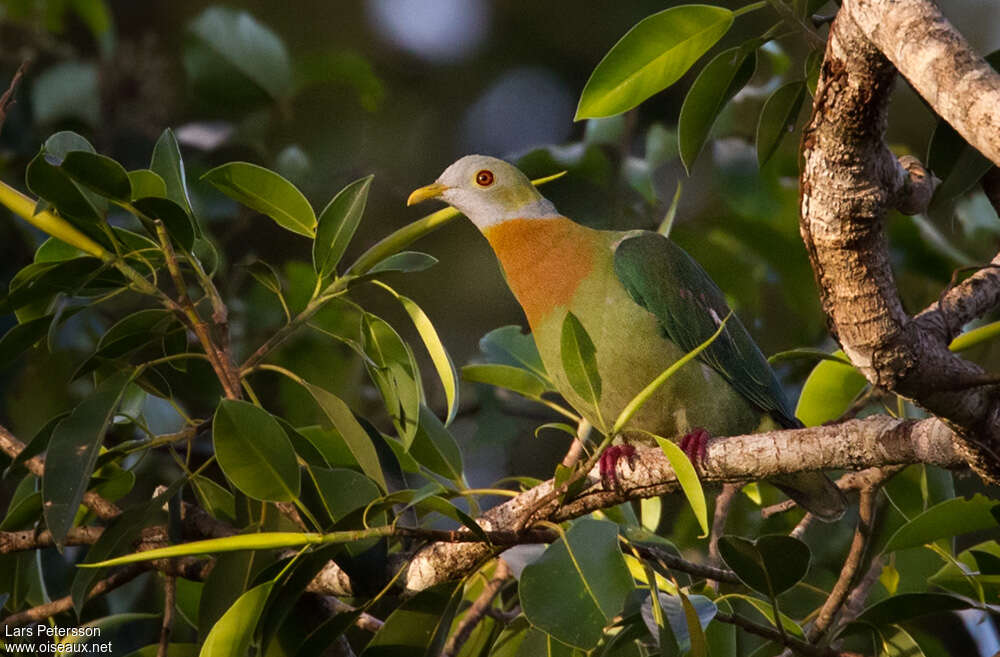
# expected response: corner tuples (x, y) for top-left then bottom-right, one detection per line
(408, 155), (845, 520)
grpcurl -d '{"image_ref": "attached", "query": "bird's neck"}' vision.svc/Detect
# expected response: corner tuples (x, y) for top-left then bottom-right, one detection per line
(483, 216), (596, 326)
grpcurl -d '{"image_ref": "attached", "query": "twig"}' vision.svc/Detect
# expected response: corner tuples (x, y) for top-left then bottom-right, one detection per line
(1, 565), (148, 627)
(0, 60), (28, 137)
(560, 419), (591, 468)
(0, 526), (103, 554)
(441, 560), (511, 657)
(154, 221), (240, 399)
(633, 544), (741, 585)
(808, 468), (894, 641)
(708, 483), (740, 588)
(156, 576), (176, 657)
(714, 610), (843, 657)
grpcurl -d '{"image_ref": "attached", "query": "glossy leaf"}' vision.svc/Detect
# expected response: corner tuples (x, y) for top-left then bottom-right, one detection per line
(366, 251), (439, 275)
(479, 325), (550, 384)
(75, 308), (177, 377)
(84, 532), (329, 568)
(0, 314), (54, 370)
(245, 260), (284, 296)
(409, 405), (464, 481)
(60, 151), (131, 200)
(313, 175), (373, 278)
(4, 414), (66, 478)
(43, 371), (132, 548)
(127, 169), (168, 200)
(213, 400), (301, 502)
(361, 314), (422, 446)
(72, 480), (182, 612)
(520, 518), (633, 649)
(756, 80), (807, 166)
(360, 582), (463, 657)
(576, 5), (734, 119)
(717, 535), (810, 597)
(150, 128), (194, 216)
(306, 467), (381, 527)
(202, 162), (316, 237)
(560, 312), (602, 409)
(839, 592), (973, 636)
(883, 494), (1000, 553)
(795, 351), (867, 426)
(654, 436), (708, 537)
(462, 364), (549, 399)
(679, 46), (757, 173)
(383, 287), (459, 425)
(26, 149), (102, 225)
(133, 196), (196, 251)
(640, 591), (718, 653)
(305, 383), (388, 492)
(200, 581), (274, 657)
(188, 7), (293, 100)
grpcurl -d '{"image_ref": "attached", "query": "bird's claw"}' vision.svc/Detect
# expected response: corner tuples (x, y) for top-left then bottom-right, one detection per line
(679, 427), (710, 471)
(599, 444), (637, 491)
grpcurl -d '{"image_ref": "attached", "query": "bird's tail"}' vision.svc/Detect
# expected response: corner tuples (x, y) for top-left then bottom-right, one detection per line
(769, 471), (846, 521)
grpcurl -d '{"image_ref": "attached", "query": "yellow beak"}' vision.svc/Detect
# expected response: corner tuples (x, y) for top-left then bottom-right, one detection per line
(406, 182), (449, 206)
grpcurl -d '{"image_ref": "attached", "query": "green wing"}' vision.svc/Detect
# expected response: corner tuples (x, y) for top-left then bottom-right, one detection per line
(613, 232), (798, 428)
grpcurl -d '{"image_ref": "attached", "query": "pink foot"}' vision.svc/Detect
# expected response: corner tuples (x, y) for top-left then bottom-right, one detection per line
(679, 428), (710, 470)
(599, 444), (637, 490)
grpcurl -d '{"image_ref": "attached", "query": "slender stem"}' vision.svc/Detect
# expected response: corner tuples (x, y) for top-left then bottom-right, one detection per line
(156, 575), (176, 657)
(441, 560), (511, 657)
(733, 1), (768, 18)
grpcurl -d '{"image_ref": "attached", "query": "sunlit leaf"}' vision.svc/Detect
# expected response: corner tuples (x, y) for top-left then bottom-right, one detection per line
(202, 162), (316, 237)
(213, 400), (300, 502)
(313, 175), (373, 278)
(200, 581), (275, 657)
(560, 312), (602, 409)
(150, 128), (195, 216)
(679, 46), (757, 173)
(576, 5), (734, 119)
(304, 383), (388, 492)
(127, 170), (168, 200)
(654, 436), (708, 537)
(462, 364), (549, 399)
(795, 351), (867, 426)
(883, 494), (1000, 553)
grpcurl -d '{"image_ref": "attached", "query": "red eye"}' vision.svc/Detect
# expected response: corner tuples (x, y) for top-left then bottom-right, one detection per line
(476, 170), (495, 186)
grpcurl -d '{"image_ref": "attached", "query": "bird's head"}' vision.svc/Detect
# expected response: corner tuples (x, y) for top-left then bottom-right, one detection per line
(407, 155), (556, 230)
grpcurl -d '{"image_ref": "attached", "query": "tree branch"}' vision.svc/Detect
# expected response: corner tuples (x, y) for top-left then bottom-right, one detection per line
(404, 415), (962, 591)
(799, 0), (1000, 483)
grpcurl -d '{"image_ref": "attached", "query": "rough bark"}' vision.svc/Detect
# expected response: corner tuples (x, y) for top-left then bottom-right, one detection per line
(404, 416), (961, 591)
(799, 0), (1000, 482)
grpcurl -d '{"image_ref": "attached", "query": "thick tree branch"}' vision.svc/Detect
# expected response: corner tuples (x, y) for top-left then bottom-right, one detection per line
(799, 0), (1000, 482)
(404, 416), (961, 591)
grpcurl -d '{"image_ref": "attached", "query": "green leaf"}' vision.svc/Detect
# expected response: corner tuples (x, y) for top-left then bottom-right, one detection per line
(794, 351), (867, 426)
(717, 535), (810, 597)
(213, 400), (301, 502)
(560, 312), (602, 408)
(360, 582), (463, 657)
(4, 414), (66, 478)
(883, 494), (1000, 553)
(839, 592), (973, 636)
(520, 518), (634, 649)
(244, 260), (284, 296)
(479, 325), (551, 384)
(72, 480), (182, 613)
(191, 475), (237, 524)
(150, 128), (194, 216)
(679, 45), (758, 173)
(313, 175), (373, 278)
(203, 162), (316, 237)
(133, 197), (196, 252)
(0, 314), (54, 369)
(715, 593), (803, 638)
(381, 287), (459, 425)
(84, 532), (326, 568)
(200, 581), (275, 657)
(305, 467), (381, 527)
(127, 169), (168, 200)
(679, 589), (709, 657)
(304, 383), (388, 492)
(756, 80), (807, 166)
(366, 251), (439, 275)
(187, 7), (293, 100)
(654, 436), (708, 537)
(361, 314), (422, 446)
(42, 371), (132, 548)
(75, 308), (177, 378)
(576, 5), (734, 119)
(409, 405), (464, 481)
(26, 148), (102, 225)
(60, 151), (132, 200)
(462, 364), (549, 399)
(640, 591), (718, 653)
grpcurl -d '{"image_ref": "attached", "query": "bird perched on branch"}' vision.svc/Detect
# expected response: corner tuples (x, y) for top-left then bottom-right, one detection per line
(408, 155), (844, 520)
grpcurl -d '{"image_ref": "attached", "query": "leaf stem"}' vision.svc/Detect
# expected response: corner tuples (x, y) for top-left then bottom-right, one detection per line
(733, 1), (768, 18)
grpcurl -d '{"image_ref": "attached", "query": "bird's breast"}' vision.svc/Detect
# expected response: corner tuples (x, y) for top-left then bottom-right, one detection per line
(483, 217), (598, 326)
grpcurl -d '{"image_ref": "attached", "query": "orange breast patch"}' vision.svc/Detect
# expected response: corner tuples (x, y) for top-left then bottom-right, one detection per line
(483, 218), (596, 327)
